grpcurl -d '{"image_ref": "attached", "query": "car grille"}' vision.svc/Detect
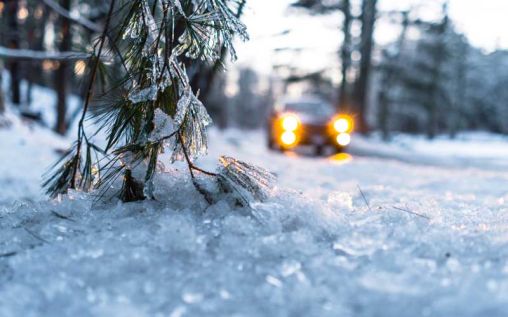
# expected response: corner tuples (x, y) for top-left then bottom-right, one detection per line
(303, 123), (327, 136)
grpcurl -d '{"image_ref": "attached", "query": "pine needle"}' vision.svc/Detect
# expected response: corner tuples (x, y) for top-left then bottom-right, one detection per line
(393, 206), (430, 220)
(357, 185), (373, 212)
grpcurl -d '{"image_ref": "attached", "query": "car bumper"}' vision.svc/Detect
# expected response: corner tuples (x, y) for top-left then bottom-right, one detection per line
(270, 123), (351, 148)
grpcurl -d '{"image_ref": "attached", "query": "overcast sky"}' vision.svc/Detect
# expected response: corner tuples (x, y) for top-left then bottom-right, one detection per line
(232, 0), (508, 79)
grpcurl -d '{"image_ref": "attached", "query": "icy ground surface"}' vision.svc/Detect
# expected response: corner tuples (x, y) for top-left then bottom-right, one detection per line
(1, 118), (508, 316)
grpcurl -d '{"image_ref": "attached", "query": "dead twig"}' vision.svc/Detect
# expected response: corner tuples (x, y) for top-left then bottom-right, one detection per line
(357, 185), (373, 212)
(24, 228), (50, 244)
(393, 206), (430, 220)
(178, 133), (215, 205)
(0, 251), (17, 258)
(50, 210), (75, 222)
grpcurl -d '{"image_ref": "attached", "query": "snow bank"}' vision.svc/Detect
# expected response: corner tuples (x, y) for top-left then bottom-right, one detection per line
(1, 161), (508, 316)
(0, 109), (69, 203)
(350, 132), (508, 170)
(2, 117), (508, 316)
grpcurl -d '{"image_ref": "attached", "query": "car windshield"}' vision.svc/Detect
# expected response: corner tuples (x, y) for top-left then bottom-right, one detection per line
(285, 102), (334, 117)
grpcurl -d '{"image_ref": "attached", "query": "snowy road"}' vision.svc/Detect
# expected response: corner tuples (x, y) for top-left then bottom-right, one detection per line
(1, 123), (508, 316)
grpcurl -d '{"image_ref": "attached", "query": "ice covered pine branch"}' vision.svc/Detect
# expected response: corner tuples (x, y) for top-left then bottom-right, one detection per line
(44, 0), (276, 205)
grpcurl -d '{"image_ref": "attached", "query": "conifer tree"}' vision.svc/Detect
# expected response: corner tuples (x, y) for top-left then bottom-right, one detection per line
(44, 0), (275, 205)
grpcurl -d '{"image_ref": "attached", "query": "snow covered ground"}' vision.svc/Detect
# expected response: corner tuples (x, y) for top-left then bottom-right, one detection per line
(1, 111), (508, 316)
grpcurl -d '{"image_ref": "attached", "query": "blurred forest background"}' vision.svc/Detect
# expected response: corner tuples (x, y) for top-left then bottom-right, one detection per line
(0, 0), (507, 140)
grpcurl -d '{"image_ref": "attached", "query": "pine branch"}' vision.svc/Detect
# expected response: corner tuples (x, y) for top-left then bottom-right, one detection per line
(71, 0), (117, 189)
(43, 0), (272, 206)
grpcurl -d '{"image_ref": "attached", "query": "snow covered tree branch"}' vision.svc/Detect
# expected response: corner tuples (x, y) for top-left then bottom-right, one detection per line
(44, 0), (275, 205)
(0, 46), (92, 61)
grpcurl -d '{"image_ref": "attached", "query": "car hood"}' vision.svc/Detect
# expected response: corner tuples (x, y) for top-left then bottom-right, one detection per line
(294, 112), (331, 126)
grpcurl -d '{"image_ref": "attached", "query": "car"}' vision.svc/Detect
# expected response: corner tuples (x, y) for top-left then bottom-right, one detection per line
(267, 97), (354, 155)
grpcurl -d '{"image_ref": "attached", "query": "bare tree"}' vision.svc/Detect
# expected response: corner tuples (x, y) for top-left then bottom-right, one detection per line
(427, 5), (449, 139)
(378, 10), (409, 141)
(54, 0), (72, 135)
(291, 0), (353, 112)
(6, 0), (21, 105)
(354, 0), (377, 133)
(0, 62), (4, 114)
(338, 0), (351, 111)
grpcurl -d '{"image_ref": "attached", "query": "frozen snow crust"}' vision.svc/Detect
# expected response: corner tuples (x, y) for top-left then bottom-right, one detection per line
(2, 162), (508, 317)
(2, 116), (508, 316)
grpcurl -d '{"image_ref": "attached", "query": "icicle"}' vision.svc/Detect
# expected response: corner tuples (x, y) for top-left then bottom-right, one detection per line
(217, 156), (277, 204)
(141, 0), (160, 55)
(163, 0), (186, 17)
(171, 90), (212, 162)
(173, 86), (193, 125)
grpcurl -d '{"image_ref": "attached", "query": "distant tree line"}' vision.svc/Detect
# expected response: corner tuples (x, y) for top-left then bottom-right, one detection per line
(290, 0), (508, 139)
(0, 0), (109, 134)
(375, 3), (508, 139)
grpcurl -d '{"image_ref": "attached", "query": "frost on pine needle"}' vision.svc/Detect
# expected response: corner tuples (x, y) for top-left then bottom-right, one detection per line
(217, 156), (277, 205)
(141, 0), (159, 43)
(128, 85), (159, 104)
(171, 89), (212, 162)
(149, 109), (175, 144)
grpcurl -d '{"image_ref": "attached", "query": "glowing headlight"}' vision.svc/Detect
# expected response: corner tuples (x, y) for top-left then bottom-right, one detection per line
(336, 133), (351, 146)
(334, 118), (350, 133)
(282, 115), (299, 131)
(281, 131), (297, 145)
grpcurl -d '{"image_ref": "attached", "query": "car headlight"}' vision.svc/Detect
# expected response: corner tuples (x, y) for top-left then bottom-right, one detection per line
(281, 115), (299, 131)
(281, 131), (297, 145)
(333, 115), (353, 133)
(336, 133), (351, 146)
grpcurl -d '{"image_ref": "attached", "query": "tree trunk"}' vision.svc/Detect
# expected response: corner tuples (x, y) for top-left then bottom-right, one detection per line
(338, 0), (352, 112)
(54, 0), (72, 135)
(449, 41), (468, 138)
(378, 11), (409, 141)
(354, 0), (377, 134)
(25, 4), (48, 107)
(0, 63), (4, 114)
(427, 5), (449, 139)
(6, 0), (21, 105)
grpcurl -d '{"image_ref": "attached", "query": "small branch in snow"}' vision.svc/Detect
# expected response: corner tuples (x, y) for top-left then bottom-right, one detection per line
(50, 210), (75, 222)
(393, 206), (430, 220)
(178, 132), (216, 205)
(0, 251), (17, 258)
(177, 132), (217, 178)
(24, 228), (50, 244)
(357, 185), (373, 212)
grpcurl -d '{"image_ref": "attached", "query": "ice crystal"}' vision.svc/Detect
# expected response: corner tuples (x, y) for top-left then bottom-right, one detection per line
(164, 0), (186, 17)
(123, 18), (142, 40)
(128, 85), (158, 104)
(217, 156), (277, 204)
(175, 2), (248, 62)
(174, 86), (193, 126)
(149, 108), (176, 144)
(150, 55), (173, 91)
(141, 0), (160, 55)
(171, 89), (212, 162)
